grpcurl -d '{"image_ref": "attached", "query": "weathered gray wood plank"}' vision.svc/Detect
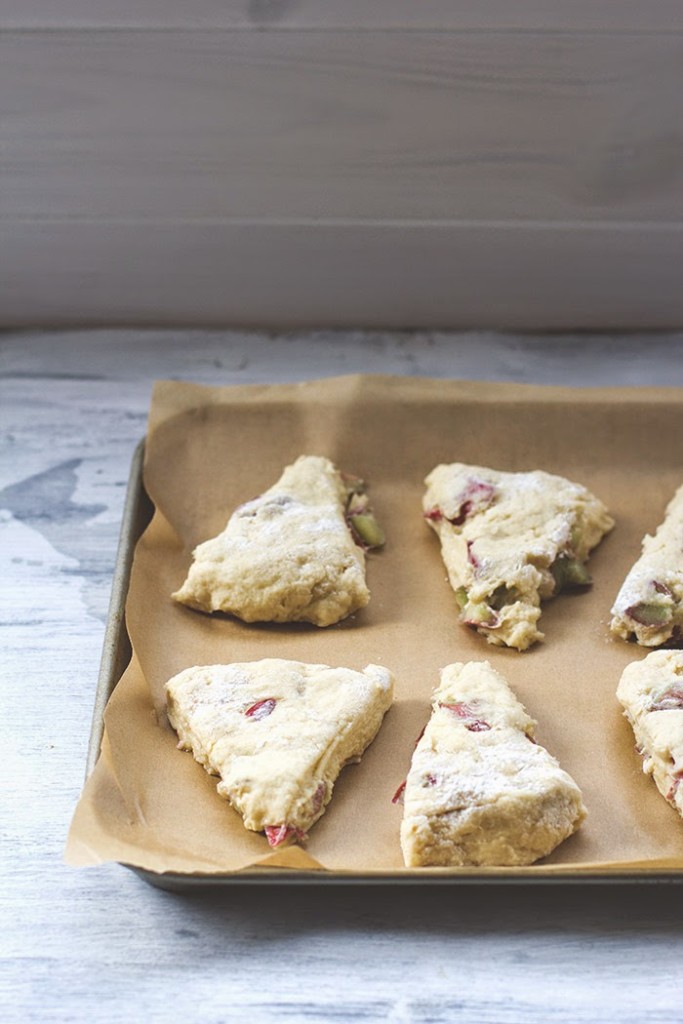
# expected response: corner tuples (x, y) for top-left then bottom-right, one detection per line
(2, 30), (682, 224)
(2, 221), (681, 329)
(3, 0), (682, 31)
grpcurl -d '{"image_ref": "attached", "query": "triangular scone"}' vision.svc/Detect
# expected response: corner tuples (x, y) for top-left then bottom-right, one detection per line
(173, 455), (380, 627)
(423, 463), (614, 651)
(399, 662), (586, 867)
(166, 659), (394, 846)
(616, 650), (683, 819)
(610, 484), (683, 647)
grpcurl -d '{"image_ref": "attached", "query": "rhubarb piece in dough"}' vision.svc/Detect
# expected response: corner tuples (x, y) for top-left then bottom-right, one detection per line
(610, 484), (683, 647)
(399, 661), (586, 867)
(616, 650), (683, 820)
(166, 659), (394, 846)
(423, 463), (614, 651)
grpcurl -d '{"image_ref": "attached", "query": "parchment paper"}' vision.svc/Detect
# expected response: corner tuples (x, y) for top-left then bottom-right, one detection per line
(67, 375), (683, 876)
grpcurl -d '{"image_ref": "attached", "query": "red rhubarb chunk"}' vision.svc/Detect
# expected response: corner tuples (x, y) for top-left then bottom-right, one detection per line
(653, 580), (673, 596)
(448, 480), (496, 525)
(665, 771), (683, 802)
(424, 507), (443, 522)
(245, 698), (277, 720)
(464, 719), (490, 733)
(449, 502), (473, 526)
(466, 540), (480, 569)
(392, 780), (406, 804)
(439, 701), (491, 732)
(311, 782), (326, 814)
(264, 824), (305, 847)
(648, 687), (683, 712)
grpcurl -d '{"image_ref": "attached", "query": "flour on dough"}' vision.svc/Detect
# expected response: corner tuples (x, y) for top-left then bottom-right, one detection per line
(173, 455), (376, 626)
(423, 463), (614, 650)
(616, 650), (683, 820)
(399, 661), (586, 867)
(166, 658), (394, 846)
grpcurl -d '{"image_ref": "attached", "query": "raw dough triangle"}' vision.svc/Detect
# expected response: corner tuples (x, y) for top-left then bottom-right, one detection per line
(166, 658), (394, 846)
(399, 661), (586, 866)
(423, 463), (614, 650)
(173, 455), (372, 626)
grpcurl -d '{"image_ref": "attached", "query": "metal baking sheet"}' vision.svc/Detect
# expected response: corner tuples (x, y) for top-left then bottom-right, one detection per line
(88, 432), (683, 889)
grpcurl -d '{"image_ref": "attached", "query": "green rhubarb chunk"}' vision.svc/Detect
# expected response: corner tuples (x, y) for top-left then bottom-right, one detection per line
(563, 558), (592, 586)
(463, 601), (496, 626)
(347, 492), (370, 516)
(552, 556), (592, 592)
(570, 524), (583, 550)
(626, 602), (672, 627)
(455, 586), (469, 610)
(350, 513), (385, 549)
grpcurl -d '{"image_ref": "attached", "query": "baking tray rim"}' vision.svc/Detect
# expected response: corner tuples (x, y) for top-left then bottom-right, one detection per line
(89, 436), (683, 889)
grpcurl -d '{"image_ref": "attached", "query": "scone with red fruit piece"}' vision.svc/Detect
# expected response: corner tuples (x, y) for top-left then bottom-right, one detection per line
(423, 463), (614, 651)
(173, 455), (384, 627)
(610, 484), (683, 647)
(399, 661), (586, 867)
(166, 658), (394, 847)
(616, 650), (683, 819)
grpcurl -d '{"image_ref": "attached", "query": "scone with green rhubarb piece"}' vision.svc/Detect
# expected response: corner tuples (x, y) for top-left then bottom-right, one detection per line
(166, 658), (394, 847)
(398, 661), (586, 867)
(423, 463), (614, 651)
(610, 484), (683, 647)
(173, 455), (384, 627)
(617, 650), (683, 819)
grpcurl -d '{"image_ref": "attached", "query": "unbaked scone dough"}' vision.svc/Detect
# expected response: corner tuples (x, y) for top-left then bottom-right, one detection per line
(610, 485), (683, 647)
(166, 658), (394, 846)
(616, 650), (683, 819)
(173, 455), (377, 626)
(423, 463), (614, 650)
(399, 661), (586, 867)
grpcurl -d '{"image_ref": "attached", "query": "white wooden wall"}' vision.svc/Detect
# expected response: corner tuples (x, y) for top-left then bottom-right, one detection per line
(1, 3), (682, 328)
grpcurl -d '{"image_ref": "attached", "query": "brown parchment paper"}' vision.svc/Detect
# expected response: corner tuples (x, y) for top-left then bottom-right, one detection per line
(67, 375), (683, 877)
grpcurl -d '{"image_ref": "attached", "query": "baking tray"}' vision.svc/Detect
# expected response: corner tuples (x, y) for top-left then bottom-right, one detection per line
(89, 434), (683, 890)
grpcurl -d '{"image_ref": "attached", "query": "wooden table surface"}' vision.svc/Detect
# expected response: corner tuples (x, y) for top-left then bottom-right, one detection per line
(2, 330), (683, 1023)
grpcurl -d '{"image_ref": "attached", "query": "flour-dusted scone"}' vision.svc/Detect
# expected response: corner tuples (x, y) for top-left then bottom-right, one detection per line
(616, 650), (683, 819)
(166, 659), (394, 846)
(423, 463), (614, 650)
(610, 485), (683, 647)
(173, 455), (384, 626)
(399, 662), (586, 867)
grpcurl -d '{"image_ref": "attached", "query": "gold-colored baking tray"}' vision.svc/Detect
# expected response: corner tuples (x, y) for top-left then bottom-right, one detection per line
(80, 376), (683, 889)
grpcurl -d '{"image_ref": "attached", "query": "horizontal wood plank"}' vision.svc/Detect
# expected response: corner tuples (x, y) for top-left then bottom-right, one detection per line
(1, 30), (682, 224)
(2, 220), (681, 329)
(3, 1), (682, 31)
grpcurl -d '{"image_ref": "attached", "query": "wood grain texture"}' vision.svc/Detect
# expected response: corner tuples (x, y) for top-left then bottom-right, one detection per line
(2, 221), (682, 329)
(2, 27), (682, 327)
(3, 0), (683, 31)
(3, 30), (682, 223)
(2, 331), (683, 1024)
